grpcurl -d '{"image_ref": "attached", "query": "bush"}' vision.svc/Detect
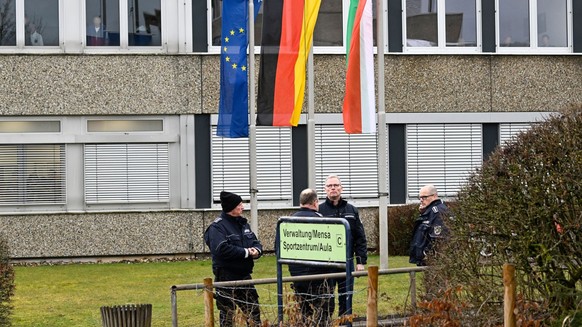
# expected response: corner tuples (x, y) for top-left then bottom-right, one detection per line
(420, 108), (582, 326)
(0, 236), (15, 326)
(386, 204), (418, 256)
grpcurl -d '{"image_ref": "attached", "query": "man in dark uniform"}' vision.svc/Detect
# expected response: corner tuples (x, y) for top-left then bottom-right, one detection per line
(318, 175), (367, 318)
(409, 184), (449, 266)
(204, 191), (262, 327)
(288, 188), (334, 326)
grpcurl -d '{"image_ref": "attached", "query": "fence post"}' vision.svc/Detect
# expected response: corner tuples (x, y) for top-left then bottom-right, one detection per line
(171, 287), (178, 327)
(366, 266), (379, 327)
(410, 271), (417, 311)
(503, 263), (516, 327)
(204, 278), (215, 327)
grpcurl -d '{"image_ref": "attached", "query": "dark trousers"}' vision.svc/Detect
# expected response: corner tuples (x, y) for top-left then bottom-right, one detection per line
(335, 276), (349, 317)
(292, 279), (334, 326)
(214, 269), (261, 327)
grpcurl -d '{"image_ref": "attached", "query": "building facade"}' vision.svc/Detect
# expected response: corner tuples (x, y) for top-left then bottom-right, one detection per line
(0, 0), (579, 259)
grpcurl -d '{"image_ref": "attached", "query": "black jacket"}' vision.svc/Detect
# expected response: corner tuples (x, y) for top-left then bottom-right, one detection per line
(204, 212), (263, 277)
(318, 197), (368, 265)
(409, 199), (449, 266)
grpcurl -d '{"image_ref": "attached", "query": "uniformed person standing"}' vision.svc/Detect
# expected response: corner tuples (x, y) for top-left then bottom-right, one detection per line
(409, 184), (449, 266)
(204, 191), (262, 327)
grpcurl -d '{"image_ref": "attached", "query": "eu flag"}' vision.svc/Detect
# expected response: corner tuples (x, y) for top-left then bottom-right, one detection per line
(216, 0), (262, 138)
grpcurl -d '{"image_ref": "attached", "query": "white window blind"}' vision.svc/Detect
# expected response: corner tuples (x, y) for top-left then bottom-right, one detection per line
(0, 144), (66, 205)
(84, 143), (170, 203)
(407, 124), (482, 199)
(315, 125), (379, 199)
(211, 127), (292, 202)
(499, 123), (533, 145)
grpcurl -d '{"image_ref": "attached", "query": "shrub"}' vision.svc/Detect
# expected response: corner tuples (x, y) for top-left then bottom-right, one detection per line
(419, 108), (582, 326)
(0, 236), (15, 326)
(386, 204), (418, 256)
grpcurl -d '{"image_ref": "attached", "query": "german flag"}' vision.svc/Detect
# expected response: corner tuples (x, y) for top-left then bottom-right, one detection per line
(257, 0), (322, 126)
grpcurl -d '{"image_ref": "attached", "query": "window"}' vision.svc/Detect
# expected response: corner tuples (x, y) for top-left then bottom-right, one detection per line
(84, 143), (170, 203)
(499, 123), (533, 145)
(0, 144), (66, 205)
(405, 0), (479, 50)
(25, 0), (59, 46)
(210, 0), (344, 48)
(211, 126), (292, 204)
(407, 124), (482, 200)
(498, 0), (569, 49)
(0, 0), (16, 46)
(86, 0), (120, 46)
(315, 125), (379, 199)
(128, 0), (161, 47)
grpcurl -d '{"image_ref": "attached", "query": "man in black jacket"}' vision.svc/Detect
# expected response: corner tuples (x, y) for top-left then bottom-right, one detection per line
(409, 184), (449, 266)
(318, 175), (367, 318)
(204, 191), (263, 327)
(288, 188), (334, 326)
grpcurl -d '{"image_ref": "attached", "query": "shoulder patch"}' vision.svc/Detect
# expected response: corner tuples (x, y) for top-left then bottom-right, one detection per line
(432, 206), (439, 213)
(213, 217), (222, 223)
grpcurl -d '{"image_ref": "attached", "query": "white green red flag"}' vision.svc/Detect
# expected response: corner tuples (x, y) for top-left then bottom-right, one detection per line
(342, 0), (375, 134)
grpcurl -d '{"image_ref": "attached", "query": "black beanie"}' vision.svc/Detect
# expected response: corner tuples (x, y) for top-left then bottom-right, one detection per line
(220, 191), (242, 213)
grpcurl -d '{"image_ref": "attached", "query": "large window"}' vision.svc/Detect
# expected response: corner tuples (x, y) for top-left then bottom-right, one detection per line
(211, 126), (292, 205)
(315, 125), (380, 200)
(84, 143), (169, 204)
(406, 123), (482, 199)
(211, 0), (344, 48)
(0, 144), (66, 205)
(405, 0), (478, 49)
(499, 0), (569, 49)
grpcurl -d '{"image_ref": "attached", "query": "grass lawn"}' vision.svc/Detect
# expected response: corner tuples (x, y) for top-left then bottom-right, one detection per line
(12, 255), (418, 326)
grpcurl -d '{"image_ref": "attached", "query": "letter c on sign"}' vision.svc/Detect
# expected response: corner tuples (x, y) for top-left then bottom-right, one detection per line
(336, 235), (343, 246)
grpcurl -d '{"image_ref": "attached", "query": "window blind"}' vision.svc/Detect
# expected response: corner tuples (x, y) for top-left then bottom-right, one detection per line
(315, 125), (379, 199)
(499, 123), (533, 145)
(84, 143), (170, 203)
(407, 124), (482, 199)
(211, 127), (292, 202)
(0, 144), (66, 205)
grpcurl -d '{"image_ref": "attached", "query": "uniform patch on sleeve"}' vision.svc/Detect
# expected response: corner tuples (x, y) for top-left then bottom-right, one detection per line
(213, 217), (222, 223)
(432, 206), (439, 213)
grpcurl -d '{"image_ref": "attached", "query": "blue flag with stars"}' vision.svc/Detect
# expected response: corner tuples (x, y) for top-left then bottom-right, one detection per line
(216, 0), (262, 138)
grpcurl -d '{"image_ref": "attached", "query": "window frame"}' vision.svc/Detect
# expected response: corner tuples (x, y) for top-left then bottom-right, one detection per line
(495, 0), (573, 54)
(402, 0), (483, 54)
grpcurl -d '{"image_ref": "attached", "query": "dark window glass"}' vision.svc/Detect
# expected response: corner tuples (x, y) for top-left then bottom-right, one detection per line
(499, 0), (530, 47)
(25, 0), (59, 47)
(537, 0), (567, 47)
(0, 0), (16, 46)
(406, 0), (438, 47)
(86, 0), (120, 46)
(128, 0), (161, 46)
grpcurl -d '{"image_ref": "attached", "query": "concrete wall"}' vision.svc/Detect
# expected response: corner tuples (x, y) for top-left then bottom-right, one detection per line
(0, 208), (379, 259)
(1, 54), (581, 116)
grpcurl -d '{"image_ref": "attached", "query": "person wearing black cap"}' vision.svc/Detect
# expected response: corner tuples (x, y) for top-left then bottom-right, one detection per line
(204, 191), (263, 327)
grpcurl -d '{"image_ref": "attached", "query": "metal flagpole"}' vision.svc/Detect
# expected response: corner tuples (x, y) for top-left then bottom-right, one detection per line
(248, 0), (259, 236)
(308, 46), (316, 189)
(377, 0), (389, 269)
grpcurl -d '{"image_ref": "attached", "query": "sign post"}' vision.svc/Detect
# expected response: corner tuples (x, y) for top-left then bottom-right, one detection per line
(276, 217), (353, 326)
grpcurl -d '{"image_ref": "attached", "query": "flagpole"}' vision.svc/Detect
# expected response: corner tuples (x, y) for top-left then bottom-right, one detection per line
(248, 0), (259, 236)
(377, 0), (388, 269)
(308, 45), (316, 190)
